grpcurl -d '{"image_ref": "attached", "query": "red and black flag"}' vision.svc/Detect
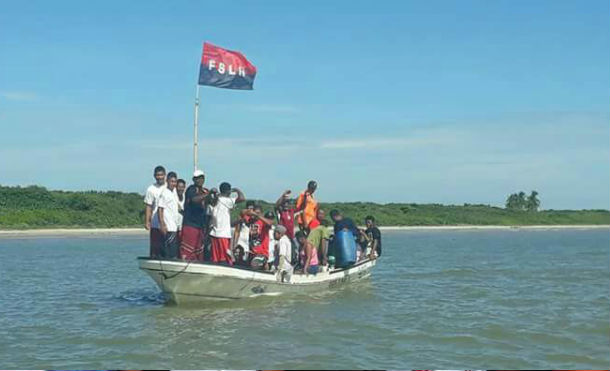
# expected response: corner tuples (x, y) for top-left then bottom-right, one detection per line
(198, 42), (257, 90)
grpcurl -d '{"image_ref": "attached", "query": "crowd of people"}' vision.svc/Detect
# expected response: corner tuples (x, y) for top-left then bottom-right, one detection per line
(144, 165), (382, 277)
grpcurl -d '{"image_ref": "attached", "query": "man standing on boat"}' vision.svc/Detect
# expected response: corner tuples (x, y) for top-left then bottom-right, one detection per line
(157, 172), (180, 259)
(179, 170), (209, 261)
(207, 182), (245, 264)
(330, 209), (359, 237)
(273, 225), (293, 281)
(175, 178), (186, 240)
(275, 190), (297, 241)
(144, 165), (166, 258)
(275, 190), (302, 264)
(296, 180), (319, 234)
(364, 215), (382, 259)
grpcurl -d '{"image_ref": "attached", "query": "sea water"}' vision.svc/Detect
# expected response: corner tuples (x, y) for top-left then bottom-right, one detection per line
(0, 229), (608, 369)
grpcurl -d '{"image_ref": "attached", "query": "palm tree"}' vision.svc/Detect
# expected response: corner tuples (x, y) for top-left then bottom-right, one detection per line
(517, 191), (527, 211)
(506, 193), (520, 211)
(506, 194), (514, 210)
(526, 190), (540, 212)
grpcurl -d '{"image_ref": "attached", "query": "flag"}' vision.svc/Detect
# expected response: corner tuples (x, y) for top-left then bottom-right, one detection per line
(198, 42), (257, 90)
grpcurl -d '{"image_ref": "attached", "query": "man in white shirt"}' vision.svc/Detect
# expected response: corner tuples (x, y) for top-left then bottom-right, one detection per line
(274, 225), (293, 282)
(158, 173), (180, 259)
(175, 178), (186, 235)
(207, 182), (245, 264)
(144, 165), (166, 258)
(233, 200), (255, 265)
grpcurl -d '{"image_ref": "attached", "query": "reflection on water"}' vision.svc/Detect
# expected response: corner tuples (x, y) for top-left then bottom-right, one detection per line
(116, 289), (166, 306)
(0, 229), (608, 369)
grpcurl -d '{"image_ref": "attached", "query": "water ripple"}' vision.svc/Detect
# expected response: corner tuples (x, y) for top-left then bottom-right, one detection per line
(0, 229), (608, 369)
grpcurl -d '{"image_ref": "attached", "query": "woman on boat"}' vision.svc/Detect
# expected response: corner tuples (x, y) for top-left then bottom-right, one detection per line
(297, 231), (319, 275)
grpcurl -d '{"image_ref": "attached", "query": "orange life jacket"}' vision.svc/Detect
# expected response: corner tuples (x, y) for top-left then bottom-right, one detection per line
(296, 191), (318, 227)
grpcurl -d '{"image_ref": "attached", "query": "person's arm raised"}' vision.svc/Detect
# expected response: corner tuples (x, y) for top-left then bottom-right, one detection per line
(232, 187), (246, 203)
(275, 190), (291, 209)
(207, 188), (219, 206)
(246, 210), (274, 226)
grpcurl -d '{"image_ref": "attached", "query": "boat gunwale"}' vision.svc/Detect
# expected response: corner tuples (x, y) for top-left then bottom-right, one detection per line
(137, 256), (374, 276)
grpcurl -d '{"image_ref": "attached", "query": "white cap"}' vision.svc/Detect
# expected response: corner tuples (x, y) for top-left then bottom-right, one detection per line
(193, 169), (205, 177)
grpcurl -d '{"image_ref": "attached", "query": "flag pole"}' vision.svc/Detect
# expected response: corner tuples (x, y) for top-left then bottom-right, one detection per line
(193, 84), (200, 171)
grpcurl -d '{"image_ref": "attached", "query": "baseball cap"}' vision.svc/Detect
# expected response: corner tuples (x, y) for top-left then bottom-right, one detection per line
(193, 169), (205, 177)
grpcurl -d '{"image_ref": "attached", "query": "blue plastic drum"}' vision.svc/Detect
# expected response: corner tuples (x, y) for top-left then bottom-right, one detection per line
(334, 229), (357, 267)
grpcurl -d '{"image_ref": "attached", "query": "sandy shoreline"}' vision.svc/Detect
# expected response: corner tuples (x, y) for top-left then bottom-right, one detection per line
(0, 225), (607, 238)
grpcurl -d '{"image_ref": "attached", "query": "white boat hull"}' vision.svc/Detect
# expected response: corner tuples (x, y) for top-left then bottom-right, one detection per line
(138, 257), (377, 304)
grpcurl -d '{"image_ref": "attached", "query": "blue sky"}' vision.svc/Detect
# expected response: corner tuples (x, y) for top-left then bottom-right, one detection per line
(1, 0), (608, 209)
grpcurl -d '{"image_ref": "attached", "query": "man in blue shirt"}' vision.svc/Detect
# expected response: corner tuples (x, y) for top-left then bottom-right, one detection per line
(330, 209), (359, 236)
(179, 170), (209, 261)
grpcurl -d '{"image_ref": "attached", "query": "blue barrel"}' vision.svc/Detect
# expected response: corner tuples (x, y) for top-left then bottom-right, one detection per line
(334, 229), (357, 267)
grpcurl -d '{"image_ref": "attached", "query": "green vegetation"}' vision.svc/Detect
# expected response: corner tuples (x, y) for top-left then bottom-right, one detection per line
(0, 185), (608, 229)
(506, 190), (541, 212)
(0, 185), (144, 229)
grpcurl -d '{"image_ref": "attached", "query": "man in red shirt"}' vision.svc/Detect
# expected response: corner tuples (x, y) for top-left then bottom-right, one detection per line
(275, 190), (298, 240)
(247, 209), (275, 270)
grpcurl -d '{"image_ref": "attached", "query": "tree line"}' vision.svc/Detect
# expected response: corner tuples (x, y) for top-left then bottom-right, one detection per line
(0, 185), (608, 229)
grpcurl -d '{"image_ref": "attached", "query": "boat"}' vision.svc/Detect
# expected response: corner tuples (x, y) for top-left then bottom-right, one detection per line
(138, 257), (377, 304)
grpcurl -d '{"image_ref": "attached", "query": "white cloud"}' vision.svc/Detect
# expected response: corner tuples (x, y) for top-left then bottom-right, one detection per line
(0, 91), (38, 101)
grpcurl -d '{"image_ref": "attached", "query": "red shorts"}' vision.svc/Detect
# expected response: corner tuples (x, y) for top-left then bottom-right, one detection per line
(180, 225), (204, 261)
(210, 237), (232, 264)
(150, 228), (163, 258)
